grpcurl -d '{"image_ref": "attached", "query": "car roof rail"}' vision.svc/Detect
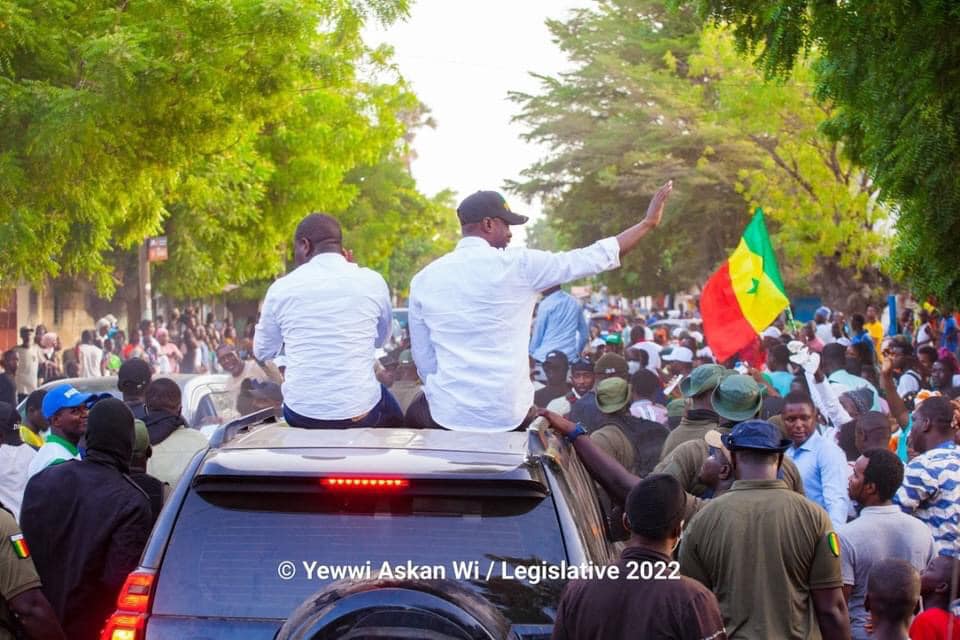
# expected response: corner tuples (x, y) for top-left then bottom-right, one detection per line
(208, 407), (279, 448)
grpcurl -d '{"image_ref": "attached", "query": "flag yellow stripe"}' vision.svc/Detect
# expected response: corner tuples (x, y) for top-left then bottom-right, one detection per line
(729, 240), (790, 333)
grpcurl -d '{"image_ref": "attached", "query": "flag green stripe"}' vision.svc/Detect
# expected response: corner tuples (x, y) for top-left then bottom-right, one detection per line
(742, 208), (786, 294)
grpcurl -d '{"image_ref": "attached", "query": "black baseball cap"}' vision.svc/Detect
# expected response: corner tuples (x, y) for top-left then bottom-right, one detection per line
(117, 358), (152, 393)
(457, 191), (528, 225)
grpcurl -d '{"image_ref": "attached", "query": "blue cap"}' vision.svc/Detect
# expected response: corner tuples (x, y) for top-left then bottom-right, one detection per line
(42, 384), (112, 420)
(815, 306), (831, 319)
(720, 419), (791, 452)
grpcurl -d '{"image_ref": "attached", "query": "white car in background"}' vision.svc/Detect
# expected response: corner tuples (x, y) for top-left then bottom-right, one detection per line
(19, 373), (234, 430)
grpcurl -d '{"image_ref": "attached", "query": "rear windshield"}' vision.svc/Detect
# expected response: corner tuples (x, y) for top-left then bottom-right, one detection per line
(152, 487), (567, 623)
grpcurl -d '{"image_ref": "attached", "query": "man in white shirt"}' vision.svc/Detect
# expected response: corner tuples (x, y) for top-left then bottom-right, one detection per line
(254, 213), (401, 428)
(406, 182), (672, 432)
(13, 326), (39, 400)
(77, 330), (104, 378)
(0, 402), (35, 520)
(814, 306), (835, 346)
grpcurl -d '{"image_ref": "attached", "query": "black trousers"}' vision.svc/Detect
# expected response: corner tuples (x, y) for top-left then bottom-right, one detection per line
(403, 392), (537, 431)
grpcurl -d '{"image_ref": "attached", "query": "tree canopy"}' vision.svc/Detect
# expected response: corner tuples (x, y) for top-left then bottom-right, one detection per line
(510, 0), (894, 305)
(0, 0), (451, 301)
(687, 0), (960, 307)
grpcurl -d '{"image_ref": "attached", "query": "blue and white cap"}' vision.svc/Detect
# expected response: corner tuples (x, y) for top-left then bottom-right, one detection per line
(41, 385), (112, 420)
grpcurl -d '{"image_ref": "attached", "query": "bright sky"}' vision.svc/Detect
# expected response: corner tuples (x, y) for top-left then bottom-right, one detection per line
(365, 0), (592, 244)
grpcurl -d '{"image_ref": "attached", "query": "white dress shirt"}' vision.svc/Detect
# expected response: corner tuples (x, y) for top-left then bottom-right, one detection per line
(254, 253), (392, 420)
(409, 236), (620, 431)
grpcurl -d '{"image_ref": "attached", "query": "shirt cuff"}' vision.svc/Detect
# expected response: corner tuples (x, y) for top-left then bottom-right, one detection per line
(598, 237), (621, 269)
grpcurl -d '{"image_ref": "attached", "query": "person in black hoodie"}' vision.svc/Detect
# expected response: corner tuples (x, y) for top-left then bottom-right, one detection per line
(19, 398), (151, 640)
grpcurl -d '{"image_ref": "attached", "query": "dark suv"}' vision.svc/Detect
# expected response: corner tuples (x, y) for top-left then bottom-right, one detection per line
(101, 414), (619, 640)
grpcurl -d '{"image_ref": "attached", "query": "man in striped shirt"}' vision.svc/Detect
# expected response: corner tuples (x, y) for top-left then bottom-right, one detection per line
(895, 396), (960, 557)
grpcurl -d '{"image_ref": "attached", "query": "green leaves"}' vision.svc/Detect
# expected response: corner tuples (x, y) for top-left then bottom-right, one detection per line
(512, 1), (894, 303)
(1, 0), (438, 301)
(690, 0), (960, 306)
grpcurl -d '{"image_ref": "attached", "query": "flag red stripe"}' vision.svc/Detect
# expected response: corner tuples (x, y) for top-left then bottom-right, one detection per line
(701, 262), (758, 363)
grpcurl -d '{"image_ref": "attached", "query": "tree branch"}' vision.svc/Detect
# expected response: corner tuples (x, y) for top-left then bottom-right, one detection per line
(748, 134), (821, 203)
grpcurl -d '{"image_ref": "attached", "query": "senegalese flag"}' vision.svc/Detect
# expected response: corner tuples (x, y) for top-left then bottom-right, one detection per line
(701, 209), (789, 363)
(9, 534), (29, 559)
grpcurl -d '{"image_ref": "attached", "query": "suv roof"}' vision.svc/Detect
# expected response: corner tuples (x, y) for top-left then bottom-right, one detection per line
(197, 424), (548, 495)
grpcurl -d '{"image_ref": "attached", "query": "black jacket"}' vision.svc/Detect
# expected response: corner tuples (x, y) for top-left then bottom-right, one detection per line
(20, 458), (151, 640)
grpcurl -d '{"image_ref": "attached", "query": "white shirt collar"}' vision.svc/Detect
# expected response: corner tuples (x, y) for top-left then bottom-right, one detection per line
(456, 236), (492, 250)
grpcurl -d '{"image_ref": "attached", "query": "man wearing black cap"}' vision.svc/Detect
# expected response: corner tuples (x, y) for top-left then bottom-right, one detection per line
(534, 351), (571, 407)
(118, 357), (152, 421)
(568, 353), (631, 432)
(407, 182), (672, 431)
(679, 420), (850, 639)
(20, 398), (151, 640)
(552, 474), (726, 640)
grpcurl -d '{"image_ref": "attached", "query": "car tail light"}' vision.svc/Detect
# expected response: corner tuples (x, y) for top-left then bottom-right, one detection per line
(321, 477), (409, 490)
(99, 570), (155, 640)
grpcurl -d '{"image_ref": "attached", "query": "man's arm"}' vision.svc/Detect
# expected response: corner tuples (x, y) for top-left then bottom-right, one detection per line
(253, 288), (283, 362)
(408, 292), (437, 381)
(374, 279), (393, 350)
(614, 181), (673, 256)
(520, 181), (673, 292)
(539, 410), (639, 504)
(8, 588), (66, 640)
(822, 447), (852, 529)
(101, 503), (151, 590)
(880, 355), (910, 428)
(893, 461), (934, 514)
(811, 587), (851, 640)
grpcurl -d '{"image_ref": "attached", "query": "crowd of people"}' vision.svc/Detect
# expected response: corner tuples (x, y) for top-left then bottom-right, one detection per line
(0, 308), (264, 404)
(0, 178), (957, 639)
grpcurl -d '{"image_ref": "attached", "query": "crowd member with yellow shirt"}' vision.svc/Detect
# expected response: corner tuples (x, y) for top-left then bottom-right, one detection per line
(864, 304), (885, 360)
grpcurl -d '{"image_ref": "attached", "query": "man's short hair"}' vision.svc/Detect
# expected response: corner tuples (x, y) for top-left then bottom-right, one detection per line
(625, 474), (686, 540)
(0, 350), (15, 369)
(295, 213), (342, 252)
(782, 390), (815, 411)
(630, 369), (660, 400)
(145, 378), (182, 413)
(918, 345), (939, 362)
(889, 335), (913, 356)
(856, 410), (889, 440)
(916, 396), (954, 431)
(862, 448), (904, 502)
(769, 344), (790, 368)
(25, 389), (46, 413)
(822, 343), (847, 368)
(866, 558), (919, 623)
